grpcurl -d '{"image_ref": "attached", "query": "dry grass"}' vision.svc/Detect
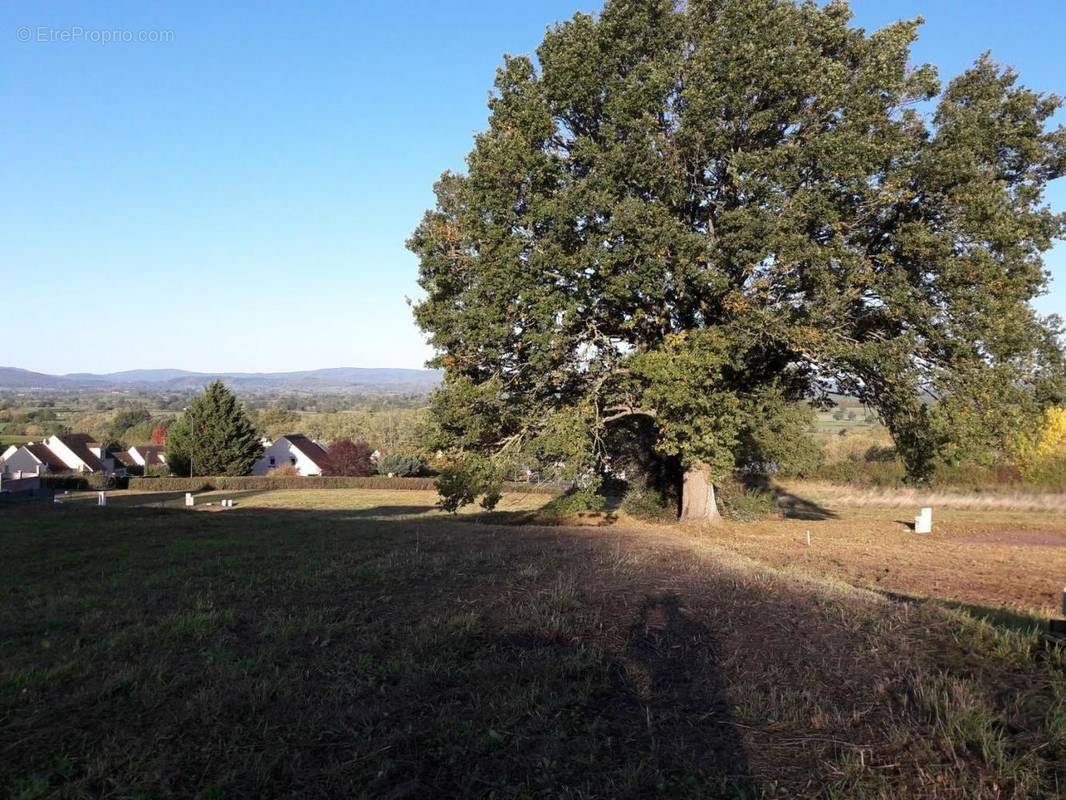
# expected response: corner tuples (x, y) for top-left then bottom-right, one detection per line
(701, 499), (1066, 617)
(785, 480), (1066, 513)
(3, 489), (1064, 797)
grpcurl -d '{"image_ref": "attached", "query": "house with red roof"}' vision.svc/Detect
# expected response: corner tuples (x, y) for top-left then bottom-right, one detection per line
(0, 433), (124, 477)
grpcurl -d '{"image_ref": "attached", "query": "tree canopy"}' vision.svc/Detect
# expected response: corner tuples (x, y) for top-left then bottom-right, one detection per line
(166, 381), (263, 477)
(323, 438), (375, 477)
(409, 0), (1066, 518)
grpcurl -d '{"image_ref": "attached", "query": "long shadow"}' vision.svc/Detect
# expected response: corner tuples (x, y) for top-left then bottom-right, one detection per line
(484, 593), (753, 797)
(876, 589), (1047, 634)
(619, 594), (753, 793)
(741, 476), (838, 521)
(1, 502), (761, 797)
(302, 504), (436, 519)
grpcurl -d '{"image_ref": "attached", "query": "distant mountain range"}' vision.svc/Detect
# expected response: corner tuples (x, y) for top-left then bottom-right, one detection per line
(0, 366), (442, 394)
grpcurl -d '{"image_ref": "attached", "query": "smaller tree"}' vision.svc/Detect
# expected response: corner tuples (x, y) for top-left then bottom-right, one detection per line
(149, 424), (168, 446)
(323, 438), (374, 477)
(435, 453), (502, 514)
(377, 453), (426, 477)
(166, 381), (263, 477)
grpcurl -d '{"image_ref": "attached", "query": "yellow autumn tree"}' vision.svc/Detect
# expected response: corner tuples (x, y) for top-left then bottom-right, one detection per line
(1018, 407), (1066, 485)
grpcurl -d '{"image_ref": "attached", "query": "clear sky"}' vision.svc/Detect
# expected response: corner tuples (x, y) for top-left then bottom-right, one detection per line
(2, 0), (1063, 375)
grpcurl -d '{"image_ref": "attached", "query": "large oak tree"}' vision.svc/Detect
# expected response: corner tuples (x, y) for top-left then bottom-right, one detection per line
(410, 0), (1065, 521)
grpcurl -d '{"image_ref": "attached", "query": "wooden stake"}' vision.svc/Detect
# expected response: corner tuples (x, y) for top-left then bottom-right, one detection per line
(806, 530), (811, 547)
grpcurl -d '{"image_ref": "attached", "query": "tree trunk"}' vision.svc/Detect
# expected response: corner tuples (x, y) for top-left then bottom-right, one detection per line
(680, 462), (723, 526)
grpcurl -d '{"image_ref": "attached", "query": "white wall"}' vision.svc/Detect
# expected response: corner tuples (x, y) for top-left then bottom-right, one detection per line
(128, 446), (166, 467)
(44, 435), (90, 472)
(42, 435), (118, 475)
(0, 447), (45, 476)
(251, 438), (324, 476)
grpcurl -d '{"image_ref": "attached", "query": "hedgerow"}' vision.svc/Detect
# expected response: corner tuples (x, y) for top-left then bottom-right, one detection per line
(128, 475), (564, 495)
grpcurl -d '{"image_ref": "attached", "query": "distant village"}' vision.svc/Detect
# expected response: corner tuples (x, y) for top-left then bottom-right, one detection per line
(0, 432), (335, 481)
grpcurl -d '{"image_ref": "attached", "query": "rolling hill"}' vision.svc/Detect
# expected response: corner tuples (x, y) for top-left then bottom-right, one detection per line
(0, 366), (442, 394)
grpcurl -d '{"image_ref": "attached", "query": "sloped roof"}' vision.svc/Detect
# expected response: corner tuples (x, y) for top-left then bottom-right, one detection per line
(53, 434), (105, 472)
(25, 443), (69, 472)
(132, 445), (166, 465)
(113, 451), (138, 467)
(282, 434), (329, 468)
(140, 445), (166, 464)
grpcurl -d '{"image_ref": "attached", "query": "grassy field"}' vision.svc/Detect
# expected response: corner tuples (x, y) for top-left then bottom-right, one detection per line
(3, 488), (1065, 798)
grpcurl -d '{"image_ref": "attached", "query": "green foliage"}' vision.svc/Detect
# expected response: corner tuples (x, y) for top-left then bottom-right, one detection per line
(108, 408), (151, 442)
(623, 330), (744, 479)
(539, 488), (606, 518)
(435, 454), (502, 514)
(410, 0), (1066, 497)
(165, 382), (263, 477)
(40, 476), (91, 492)
(43, 474), (128, 491)
(717, 481), (780, 522)
(255, 406), (302, 439)
(864, 445), (898, 463)
(376, 452), (427, 477)
(620, 485), (676, 522)
(303, 407), (430, 453)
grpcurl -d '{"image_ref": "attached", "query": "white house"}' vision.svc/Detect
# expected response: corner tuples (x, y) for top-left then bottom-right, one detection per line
(127, 445), (166, 468)
(0, 434), (122, 476)
(43, 434), (121, 475)
(251, 434), (330, 476)
(0, 442), (69, 476)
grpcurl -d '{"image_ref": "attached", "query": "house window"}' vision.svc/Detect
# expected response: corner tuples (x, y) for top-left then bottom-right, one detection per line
(269, 457), (275, 466)
(289, 457), (297, 466)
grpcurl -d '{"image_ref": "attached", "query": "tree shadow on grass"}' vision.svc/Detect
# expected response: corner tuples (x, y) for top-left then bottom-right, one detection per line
(741, 476), (838, 521)
(308, 504), (437, 519)
(0, 504), (763, 798)
(876, 589), (1047, 634)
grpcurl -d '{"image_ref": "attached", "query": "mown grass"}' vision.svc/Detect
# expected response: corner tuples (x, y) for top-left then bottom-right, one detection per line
(1, 496), (1064, 798)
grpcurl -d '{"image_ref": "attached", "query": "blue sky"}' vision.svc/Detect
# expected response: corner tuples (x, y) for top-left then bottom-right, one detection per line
(2, 0), (1063, 374)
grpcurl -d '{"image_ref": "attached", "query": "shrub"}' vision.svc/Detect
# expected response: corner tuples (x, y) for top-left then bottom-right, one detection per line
(41, 476), (90, 491)
(717, 480), (779, 521)
(802, 461), (906, 487)
(620, 485), (677, 522)
(864, 444), (897, 463)
(540, 488), (606, 518)
(436, 466), (484, 513)
(435, 455), (503, 513)
(377, 453), (426, 477)
(43, 474), (128, 491)
(266, 464), (299, 477)
(323, 439), (374, 477)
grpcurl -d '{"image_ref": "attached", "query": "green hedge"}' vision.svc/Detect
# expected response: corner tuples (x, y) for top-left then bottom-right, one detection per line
(41, 476), (90, 491)
(43, 474), (129, 491)
(128, 475), (564, 495)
